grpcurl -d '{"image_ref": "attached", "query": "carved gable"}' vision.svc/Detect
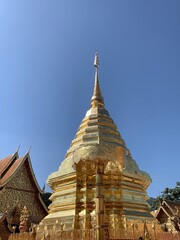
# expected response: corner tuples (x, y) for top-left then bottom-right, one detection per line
(6, 163), (35, 191)
(0, 154), (47, 222)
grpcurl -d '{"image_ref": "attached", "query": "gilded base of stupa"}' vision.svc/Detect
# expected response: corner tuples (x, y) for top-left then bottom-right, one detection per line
(36, 53), (160, 240)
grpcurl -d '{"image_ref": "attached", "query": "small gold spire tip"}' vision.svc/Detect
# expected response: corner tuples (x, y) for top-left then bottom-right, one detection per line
(94, 51), (99, 68)
(91, 51), (104, 108)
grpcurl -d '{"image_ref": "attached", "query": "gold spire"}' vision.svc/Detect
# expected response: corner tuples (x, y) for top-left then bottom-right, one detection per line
(91, 51), (104, 108)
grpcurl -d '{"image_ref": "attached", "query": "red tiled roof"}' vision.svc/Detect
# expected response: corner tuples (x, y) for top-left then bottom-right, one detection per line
(0, 156), (24, 185)
(0, 155), (14, 174)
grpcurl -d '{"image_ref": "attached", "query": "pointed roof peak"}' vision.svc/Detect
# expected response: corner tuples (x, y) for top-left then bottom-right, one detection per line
(91, 51), (104, 108)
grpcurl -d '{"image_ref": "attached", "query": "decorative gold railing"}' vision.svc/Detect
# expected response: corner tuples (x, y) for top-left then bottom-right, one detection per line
(8, 229), (180, 240)
(8, 232), (36, 240)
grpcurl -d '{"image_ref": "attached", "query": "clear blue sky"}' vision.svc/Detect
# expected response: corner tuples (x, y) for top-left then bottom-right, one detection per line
(0, 1), (180, 198)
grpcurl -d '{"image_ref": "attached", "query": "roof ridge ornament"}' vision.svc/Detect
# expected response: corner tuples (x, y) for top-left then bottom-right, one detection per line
(13, 146), (20, 158)
(91, 51), (104, 108)
(27, 145), (32, 155)
(14, 145), (20, 154)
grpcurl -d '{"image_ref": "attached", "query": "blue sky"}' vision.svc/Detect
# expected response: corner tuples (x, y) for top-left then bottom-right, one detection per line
(0, 1), (180, 197)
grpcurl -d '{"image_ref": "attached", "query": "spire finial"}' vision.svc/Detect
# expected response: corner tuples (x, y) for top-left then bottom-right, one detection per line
(91, 51), (104, 108)
(94, 51), (99, 68)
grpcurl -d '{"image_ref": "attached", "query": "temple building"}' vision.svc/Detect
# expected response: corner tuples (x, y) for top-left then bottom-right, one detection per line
(37, 53), (157, 239)
(155, 200), (180, 233)
(0, 150), (47, 239)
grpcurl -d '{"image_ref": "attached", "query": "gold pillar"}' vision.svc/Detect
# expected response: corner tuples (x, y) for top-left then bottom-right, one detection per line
(95, 160), (105, 240)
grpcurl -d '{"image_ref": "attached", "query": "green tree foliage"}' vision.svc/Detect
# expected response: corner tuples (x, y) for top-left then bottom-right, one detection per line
(148, 197), (162, 211)
(41, 192), (52, 208)
(148, 182), (180, 211)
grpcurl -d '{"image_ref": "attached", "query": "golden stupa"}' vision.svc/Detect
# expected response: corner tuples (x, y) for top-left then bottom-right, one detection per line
(37, 52), (157, 240)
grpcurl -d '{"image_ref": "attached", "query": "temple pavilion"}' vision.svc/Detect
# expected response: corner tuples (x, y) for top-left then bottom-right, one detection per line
(0, 150), (47, 240)
(37, 53), (157, 240)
